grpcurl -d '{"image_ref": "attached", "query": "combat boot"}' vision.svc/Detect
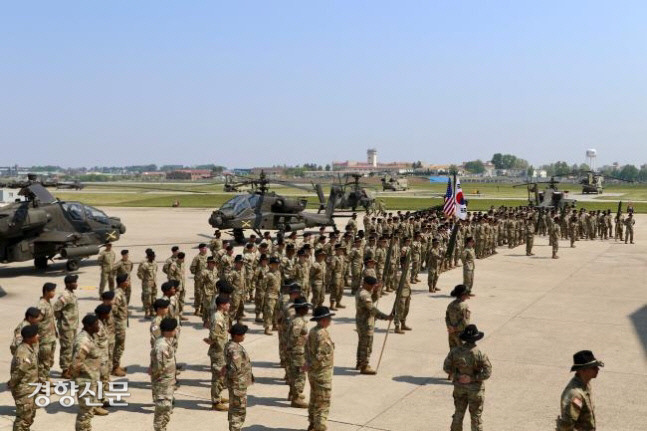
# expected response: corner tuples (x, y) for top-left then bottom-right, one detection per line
(264, 328), (273, 336)
(61, 369), (72, 379)
(212, 402), (229, 411)
(336, 302), (346, 309)
(111, 366), (126, 377)
(94, 407), (109, 416)
(394, 326), (404, 334)
(401, 323), (412, 331)
(290, 397), (308, 408)
(255, 314), (263, 323)
(329, 301), (337, 311)
(360, 365), (377, 375)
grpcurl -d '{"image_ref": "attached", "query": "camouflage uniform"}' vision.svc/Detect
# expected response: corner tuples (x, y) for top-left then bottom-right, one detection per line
(71, 330), (101, 431)
(263, 270), (281, 330)
(151, 336), (176, 431)
(137, 259), (158, 316)
(253, 263), (268, 319)
(525, 221), (535, 255)
(113, 258), (134, 303)
(445, 299), (470, 349)
(287, 314), (308, 401)
(348, 246), (363, 294)
(305, 324), (334, 431)
(329, 253), (345, 307)
(443, 343), (492, 431)
(208, 310), (229, 405)
(94, 319), (111, 403)
(227, 267), (246, 322)
(9, 341), (38, 431)
(355, 288), (389, 369)
(461, 247), (476, 293)
(295, 259), (310, 298)
(556, 376), (596, 431)
(410, 239), (422, 282)
(190, 253), (208, 315)
(225, 339), (253, 431)
(150, 316), (163, 348)
(167, 260), (186, 314)
(112, 288), (128, 370)
(97, 248), (116, 294)
(10, 320), (31, 356)
(551, 223), (561, 257)
(427, 246), (442, 291)
(310, 260), (326, 308)
(53, 288), (79, 372)
(201, 266), (219, 324)
(37, 296), (57, 382)
(394, 268), (411, 331)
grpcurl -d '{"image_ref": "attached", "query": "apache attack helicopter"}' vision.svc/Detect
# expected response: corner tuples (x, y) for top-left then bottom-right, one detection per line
(513, 177), (577, 209)
(380, 174), (408, 191)
(208, 172), (341, 244)
(0, 175), (126, 271)
(328, 173), (377, 212)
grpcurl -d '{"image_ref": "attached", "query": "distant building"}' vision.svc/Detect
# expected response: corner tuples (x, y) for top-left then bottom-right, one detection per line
(166, 169), (213, 180)
(250, 167), (285, 176)
(140, 171), (167, 180)
(332, 161), (412, 173)
(532, 169), (548, 178)
(0, 188), (26, 206)
(367, 149), (378, 167)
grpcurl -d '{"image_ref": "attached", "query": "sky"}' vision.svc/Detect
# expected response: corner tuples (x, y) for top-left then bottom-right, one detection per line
(2, 1), (647, 169)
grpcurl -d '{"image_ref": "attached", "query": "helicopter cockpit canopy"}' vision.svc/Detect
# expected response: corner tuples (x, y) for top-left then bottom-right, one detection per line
(62, 202), (110, 224)
(220, 194), (260, 215)
(18, 184), (57, 204)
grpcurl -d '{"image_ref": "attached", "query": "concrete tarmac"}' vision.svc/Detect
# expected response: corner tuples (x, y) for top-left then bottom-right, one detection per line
(1, 208), (646, 431)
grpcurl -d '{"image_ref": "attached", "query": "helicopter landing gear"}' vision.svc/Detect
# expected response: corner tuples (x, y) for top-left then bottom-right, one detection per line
(34, 256), (48, 270)
(66, 259), (80, 271)
(233, 228), (245, 245)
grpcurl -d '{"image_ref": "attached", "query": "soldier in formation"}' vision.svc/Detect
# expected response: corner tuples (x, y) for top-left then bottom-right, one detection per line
(97, 242), (116, 296)
(9, 324), (40, 431)
(54, 274), (79, 379)
(150, 317), (178, 431)
(305, 306), (335, 431)
(224, 323), (254, 431)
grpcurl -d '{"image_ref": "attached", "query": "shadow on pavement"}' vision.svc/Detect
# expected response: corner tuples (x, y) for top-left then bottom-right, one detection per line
(393, 375), (452, 386)
(629, 304), (647, 355)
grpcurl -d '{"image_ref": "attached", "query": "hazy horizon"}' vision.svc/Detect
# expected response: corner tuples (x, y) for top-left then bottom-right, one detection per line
(2, 2), (647, 168)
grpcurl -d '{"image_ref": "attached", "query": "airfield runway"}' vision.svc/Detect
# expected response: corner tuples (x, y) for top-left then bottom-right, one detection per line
(1, 208), (646, 431)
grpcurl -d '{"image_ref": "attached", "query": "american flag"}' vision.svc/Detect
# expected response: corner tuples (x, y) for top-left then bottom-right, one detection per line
(443, 177), (455, 217)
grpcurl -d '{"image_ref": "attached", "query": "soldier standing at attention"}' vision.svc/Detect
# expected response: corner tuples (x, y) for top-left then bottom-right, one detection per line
(98, 242), (116, 296)
(624, 213), (635, 244)
(394, 257), (412, 334)
(310, 249), (327, 308)
(162, 246), (179, 276)
(525, 217), (535, 256)
(346, 212), (358, 236)
(224, 323), (254, 431)
(9, 324), (39, 431)
(112, 249), (134, 304)
(461, 237), (476, 295)
(556, 350), (604, 431)
(443, 324), (492, 431)
(551, 217), (561, 259)
(304, 306), (335, 431)
(150, 299), (170, 348)
(167, 252), (188, 320)
(349, 238), (364, 295)
(71, 314), (104, 430)
(54, 274), (79, 379)
(263, 257), (282, 335)
(190, 243), (209, 316)
(205, 296), (230, 412)
(93, 304), (113, 412)
(329, 244), (346, 310)
(111, 274), (129, 377)
(11, 307), (42, 357)
(253, 254), (269, 323)
(355, 276), (392, 374)
(37, 282), (57, 384)
(294, 249), (311, 299)
(200, 256), (219, 326)
(210, 229), (223, 256)
(286, 296), (310, 408)
(137, 248), (158, 318)
(427, 238), (442, 293)
(227, 255), (247, 323)
(150, 318), (178, 431)
(445, 285), (471, 352)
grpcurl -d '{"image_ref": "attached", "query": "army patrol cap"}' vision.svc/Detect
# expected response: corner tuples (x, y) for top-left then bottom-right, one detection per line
(310, 306), (335, 321)
(116, 273), (128, 285)
(43, 282), (57, 292)
(25, 307), (42, 318)
(95, 304), (112, 315)
(570, 350), (604, 372)
(21, 324), (39, 339)
(153, 299), (170, 310)
(363, 276), (378, 285)
(64, 274), (78, 284)
(230, 323), (248, 335)
(121, 249), (129, 255)
(246, 243), (254, 249)
(161, 281), (176, 292)
(215, 295), (230, 306)
(146, 248), (155, 257)
(177, 252), (186, 259)
(259, 254), (269, 262)
(226, 245), (234, 251)
(269, 257), (281, 265)
(82, 314), (98, 327)
(460, 324), (484, 343)
(198, 243), (207, 249)
(171, 246), (180, 252)
(450, 285), (469, 297)
(207, 256), (215, 263)
(234, 254), (244, 263)
(101, 291), (115, 300)
(160, 318), (178, 332)
(286, 244), (295, 251)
